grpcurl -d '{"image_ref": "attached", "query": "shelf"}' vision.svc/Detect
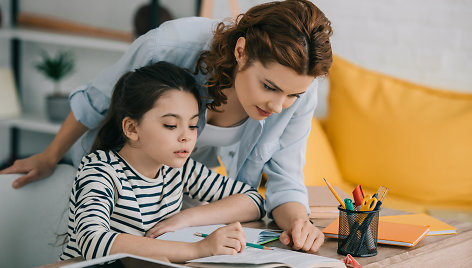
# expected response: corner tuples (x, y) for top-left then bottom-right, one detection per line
(0, 27), (130, 52)
(1, 113), (61, 135)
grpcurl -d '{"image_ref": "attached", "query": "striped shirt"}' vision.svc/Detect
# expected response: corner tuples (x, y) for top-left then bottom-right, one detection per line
(60, 150), (264, 260)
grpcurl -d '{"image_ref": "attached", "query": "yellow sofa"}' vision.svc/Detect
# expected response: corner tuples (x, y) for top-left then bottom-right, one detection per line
(304, 55), (472, 219)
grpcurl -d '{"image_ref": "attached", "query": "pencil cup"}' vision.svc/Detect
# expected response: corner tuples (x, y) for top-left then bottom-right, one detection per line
(337, 205), (379, 257)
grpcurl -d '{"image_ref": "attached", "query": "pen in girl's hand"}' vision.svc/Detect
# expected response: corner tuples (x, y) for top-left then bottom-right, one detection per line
(193, 232), (273, 250)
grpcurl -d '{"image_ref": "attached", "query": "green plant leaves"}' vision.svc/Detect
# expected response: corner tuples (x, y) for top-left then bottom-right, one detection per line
(34, 50), (75, 82)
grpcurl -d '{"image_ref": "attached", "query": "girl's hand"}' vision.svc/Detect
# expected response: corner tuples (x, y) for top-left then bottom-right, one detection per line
(145, 213), (188, 238)
(279, 218), (324, 253)
(0, 153), (56, 189)
(196, 222), (246, 256)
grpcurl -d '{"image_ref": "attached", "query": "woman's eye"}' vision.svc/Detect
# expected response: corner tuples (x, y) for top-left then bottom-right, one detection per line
(189, 125), (199, 130)
(164, 124), (176, 129)
(289, 94), (301, 99)
(263, 83), (276, 91)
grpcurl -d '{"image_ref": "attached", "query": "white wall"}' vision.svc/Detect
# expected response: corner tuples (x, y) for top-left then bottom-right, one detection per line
(314, 0), (472, 116)
(0, 0), (471, 163)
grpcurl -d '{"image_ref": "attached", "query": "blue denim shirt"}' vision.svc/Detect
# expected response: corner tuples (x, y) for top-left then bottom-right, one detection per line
(69, 17), (318, 216)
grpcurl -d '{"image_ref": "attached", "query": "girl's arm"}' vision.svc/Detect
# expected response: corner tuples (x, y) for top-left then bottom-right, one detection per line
(73, 163), (246, 261)
(146, 159), (264, 238)
(146, 194), (258, 238)
(1, 112), (87, 188)
(112, 222), (246, 263)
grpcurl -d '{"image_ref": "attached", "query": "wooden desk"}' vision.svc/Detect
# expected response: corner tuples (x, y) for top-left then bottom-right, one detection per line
(41, 211), (472, 268)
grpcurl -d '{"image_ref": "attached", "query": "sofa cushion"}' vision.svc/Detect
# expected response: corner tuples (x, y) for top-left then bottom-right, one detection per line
(324, 55), (472, 209)
(304, 117), (343, 186)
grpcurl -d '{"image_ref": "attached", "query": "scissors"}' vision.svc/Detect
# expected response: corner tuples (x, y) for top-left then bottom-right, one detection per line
(360, 195), (378, 211)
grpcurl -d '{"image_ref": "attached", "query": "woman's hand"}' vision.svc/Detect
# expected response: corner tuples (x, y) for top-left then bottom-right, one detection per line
(145, 212), (189, 238)
(196, 222), (246, 256)
(279, 218), (325, 253)
(0, 152), (57, 189)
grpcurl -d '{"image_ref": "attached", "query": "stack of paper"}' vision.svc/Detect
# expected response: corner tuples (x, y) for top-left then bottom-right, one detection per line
(307, 186), (350, 218)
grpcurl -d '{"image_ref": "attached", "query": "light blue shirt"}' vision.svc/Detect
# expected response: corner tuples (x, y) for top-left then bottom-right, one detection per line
(69, 17), (318, 216)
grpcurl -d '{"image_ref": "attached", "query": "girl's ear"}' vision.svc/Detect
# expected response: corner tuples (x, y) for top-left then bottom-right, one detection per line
(234, 37), (247, 66)
(122, 117), (139, 141)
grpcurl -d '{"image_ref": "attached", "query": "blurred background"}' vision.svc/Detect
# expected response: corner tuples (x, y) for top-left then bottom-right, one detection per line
(0, 0), (470, 166)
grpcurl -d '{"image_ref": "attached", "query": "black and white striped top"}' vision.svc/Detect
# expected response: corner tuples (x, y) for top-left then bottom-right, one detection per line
(60, 150), (264, 260)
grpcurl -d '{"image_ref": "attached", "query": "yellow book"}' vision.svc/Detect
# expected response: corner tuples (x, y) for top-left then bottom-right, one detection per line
(380, 213), (457, 235)
(323, 219), (430, 247)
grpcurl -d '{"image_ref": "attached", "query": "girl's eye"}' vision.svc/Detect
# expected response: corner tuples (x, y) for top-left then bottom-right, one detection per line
(189, 125), (199, 130)
(164, 124), (176, 129)
(263, 83), (276, 91)
(289, 94), (301, 99)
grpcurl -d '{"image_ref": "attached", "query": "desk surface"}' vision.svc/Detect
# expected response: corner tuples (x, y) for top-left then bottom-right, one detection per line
(40, 209), (472, 268)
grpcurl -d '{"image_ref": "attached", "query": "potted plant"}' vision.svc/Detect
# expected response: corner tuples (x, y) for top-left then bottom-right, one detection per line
(34, 50), (75, 122)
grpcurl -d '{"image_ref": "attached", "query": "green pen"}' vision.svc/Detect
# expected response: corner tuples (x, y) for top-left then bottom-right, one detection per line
(194, 232), (273, 250)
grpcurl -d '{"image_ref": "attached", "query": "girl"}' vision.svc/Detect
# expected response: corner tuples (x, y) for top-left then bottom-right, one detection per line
(5, 0), (332, 253)
(59, 61), (264, 262)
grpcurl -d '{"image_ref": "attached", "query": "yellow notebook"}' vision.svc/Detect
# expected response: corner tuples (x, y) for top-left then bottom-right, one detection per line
(323, 219), (431, 247)
(380, 213), (457, 235)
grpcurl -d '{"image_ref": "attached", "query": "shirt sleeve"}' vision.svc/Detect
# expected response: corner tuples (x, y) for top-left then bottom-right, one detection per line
(181, 159), (265, 218)
(73, 163), (119, 260)
(69, 30), (157, 129)
(263, 79), (319, 217)
(69, 17), (215, 130)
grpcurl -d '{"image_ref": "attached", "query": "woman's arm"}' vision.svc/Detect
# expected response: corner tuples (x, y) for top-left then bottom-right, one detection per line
(272, 202), (324, 253)
(261, 80), (325, 252)
(1, 112), (87, 188)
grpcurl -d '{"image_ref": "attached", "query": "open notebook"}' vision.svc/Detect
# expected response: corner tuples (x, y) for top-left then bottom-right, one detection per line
(187, 247), (344, 268)
(157, 224), (281, 245)
(158, 225), (343, 268)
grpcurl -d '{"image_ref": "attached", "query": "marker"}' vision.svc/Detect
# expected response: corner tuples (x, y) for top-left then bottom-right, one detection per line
(352, 185), (364, 207)
(193, 232), (273, 250)
(344, 198), (354, 211)
(323, 178), (346, 209)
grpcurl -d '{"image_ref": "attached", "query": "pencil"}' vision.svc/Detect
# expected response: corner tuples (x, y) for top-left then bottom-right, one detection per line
(323, 178), (346, 209)
(193, 232), (273, 250)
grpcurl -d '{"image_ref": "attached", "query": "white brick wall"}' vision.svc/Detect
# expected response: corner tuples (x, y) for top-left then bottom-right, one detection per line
(311, 0), (472, 116)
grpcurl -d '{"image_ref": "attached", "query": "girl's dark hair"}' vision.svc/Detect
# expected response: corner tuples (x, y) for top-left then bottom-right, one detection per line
(195, 0), (333, 110)
(91, 61), (200, 152)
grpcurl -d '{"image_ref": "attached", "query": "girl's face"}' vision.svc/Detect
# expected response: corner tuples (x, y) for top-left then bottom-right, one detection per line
(233, 38), (314, 120)
(134, 90), (199, 168)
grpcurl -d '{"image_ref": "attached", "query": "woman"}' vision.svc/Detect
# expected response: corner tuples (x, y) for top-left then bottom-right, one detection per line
(2, 0), (332, 253)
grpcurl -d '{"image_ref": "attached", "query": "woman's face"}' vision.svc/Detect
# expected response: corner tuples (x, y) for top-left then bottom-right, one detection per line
(233, 38), (314, 120)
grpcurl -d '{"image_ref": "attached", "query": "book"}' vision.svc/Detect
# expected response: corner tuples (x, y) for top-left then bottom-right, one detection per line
(0, 68), (21, 119)
(380, 213), (457, 235)
(60, 253), (185, 268)
(187, 247), (345, 268)
(307, 186), (350, 218)
(322, 219), (431, 247)
(157, 224), (281, 245)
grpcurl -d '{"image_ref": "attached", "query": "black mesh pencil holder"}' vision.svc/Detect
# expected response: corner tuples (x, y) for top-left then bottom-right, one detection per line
(337, 205), (380, 257)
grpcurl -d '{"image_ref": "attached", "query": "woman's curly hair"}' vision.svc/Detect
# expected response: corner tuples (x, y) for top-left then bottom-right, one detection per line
(195, 0), (333, 110)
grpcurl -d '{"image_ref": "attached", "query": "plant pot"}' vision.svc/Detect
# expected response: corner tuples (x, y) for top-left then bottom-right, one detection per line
(46, 94), (70, 122)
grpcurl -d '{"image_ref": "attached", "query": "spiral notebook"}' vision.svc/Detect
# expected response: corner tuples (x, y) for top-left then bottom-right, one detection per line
(157, 224), (281, 245)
